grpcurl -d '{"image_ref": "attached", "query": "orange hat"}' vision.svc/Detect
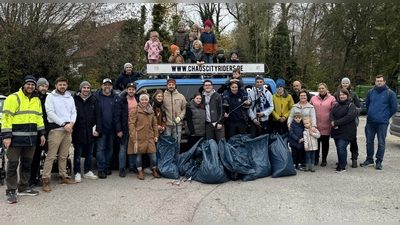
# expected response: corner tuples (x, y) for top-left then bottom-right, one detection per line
(171, 44), (179, 53)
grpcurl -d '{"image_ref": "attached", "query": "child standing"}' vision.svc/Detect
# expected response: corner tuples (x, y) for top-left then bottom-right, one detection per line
(303, 116), (321, 172)
(144, 31), (163, 64)
(187, 32), (197, 63)
(200, 19), (218, 63)
(173, 21), (189, 62)
(222, 68), (245, 107)
(289, 112), (305, 171)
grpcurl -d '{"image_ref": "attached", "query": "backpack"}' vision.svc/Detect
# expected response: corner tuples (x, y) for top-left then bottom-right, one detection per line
(366, 87), (392, 100)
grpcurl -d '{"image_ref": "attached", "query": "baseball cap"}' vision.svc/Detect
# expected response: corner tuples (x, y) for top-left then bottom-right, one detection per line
(126, 82), (136, 89)
(103, 78), (112, 84)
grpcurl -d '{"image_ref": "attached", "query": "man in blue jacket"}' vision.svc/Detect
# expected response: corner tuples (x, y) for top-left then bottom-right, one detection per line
(361, 75), (397, 170)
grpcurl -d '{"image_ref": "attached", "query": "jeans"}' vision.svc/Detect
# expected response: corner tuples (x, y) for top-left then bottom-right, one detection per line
(73, 142), (95, 174)
(205, 122), (225, 143)
(365, 122), (388, 162)
(205, 53), (213, 63)
(119, 137), (135, 170)
(96, 129), (114, 171)
(334, 139), (350, 169)
(135, 153), (157, 169)
(164, 125), (182, 145)
(291, 146), (305, 166)
(305, 150), (315, 165)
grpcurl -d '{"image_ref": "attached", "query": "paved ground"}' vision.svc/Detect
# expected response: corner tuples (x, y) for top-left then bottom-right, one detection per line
(1, 115), (400, 222)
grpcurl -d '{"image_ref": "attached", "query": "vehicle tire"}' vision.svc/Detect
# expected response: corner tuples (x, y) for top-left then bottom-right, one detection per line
(389, 122), (400, 133)
(397, 104), (400, 112)
(391, 113), (400, 124)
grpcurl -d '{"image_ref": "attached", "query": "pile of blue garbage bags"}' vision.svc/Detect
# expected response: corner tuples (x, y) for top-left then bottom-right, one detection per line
(156, 133), (296, 184)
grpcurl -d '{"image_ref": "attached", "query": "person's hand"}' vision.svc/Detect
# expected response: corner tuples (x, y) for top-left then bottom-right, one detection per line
(244, 100), (250, 105)
(253, 118), (260, 127)
(154, 137), (158, 142)
(287, 123), (291, 130)
(224, 112), (229, 118)
(93, 131), (99, 137)
(64, 123), (73, 133)
(298, 138), (304, 143)
(158, 125), (164, 131)
(3, 138), (11, 149)
(183, 50), (187, 56)
(280, 116), (286, 123)
(40, 135), (46, 146)
(256, 112), (264, 117)
(174, 117), (181, 124)
(331, 121), (335, 127)
(117, 131), (123, 138)
(216, 124), (222, 130)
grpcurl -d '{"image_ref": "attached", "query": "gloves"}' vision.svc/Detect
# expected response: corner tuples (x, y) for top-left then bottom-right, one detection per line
(183, 50), (187, 56)
(174, 117), (181, 124)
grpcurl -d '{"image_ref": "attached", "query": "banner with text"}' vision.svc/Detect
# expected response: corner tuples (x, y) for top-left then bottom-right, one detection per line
(146, 63), (265, 74)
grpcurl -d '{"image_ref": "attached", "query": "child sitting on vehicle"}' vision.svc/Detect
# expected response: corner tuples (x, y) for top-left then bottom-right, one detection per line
(223, 68), (245, 107)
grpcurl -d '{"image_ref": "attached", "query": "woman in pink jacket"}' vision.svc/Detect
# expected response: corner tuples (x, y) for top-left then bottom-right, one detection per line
(310, 83), (336, 167)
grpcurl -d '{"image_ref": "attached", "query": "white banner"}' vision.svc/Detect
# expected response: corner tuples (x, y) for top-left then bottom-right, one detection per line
(146, 63), (265, 74)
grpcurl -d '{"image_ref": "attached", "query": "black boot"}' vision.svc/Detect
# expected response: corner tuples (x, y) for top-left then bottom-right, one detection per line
(351, 159), (358, 168)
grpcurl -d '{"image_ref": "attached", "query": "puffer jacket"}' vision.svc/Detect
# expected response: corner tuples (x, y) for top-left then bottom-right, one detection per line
(173, 30), (189, 51)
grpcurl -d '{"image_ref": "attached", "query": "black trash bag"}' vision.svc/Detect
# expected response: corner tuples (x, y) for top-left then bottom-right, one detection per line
(156, 135), (179, 179)
(268, 133), (296, 178)
(242, 134), (271, 181)
(177, 138), (205, 179)
(218, 139), (255, 175)
(194, 139), (230, 184)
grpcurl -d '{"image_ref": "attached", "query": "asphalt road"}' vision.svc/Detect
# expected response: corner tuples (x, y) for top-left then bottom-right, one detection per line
(1, 115), (400, 222)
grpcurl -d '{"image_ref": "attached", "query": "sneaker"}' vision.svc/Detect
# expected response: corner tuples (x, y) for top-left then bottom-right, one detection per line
(18, 189), (39, 196)
(375, 161), (382, 170)
(75, 173), (82, 183)
(119, 168), (126, 178)
(360, 160), (374, 167)
(83, 171), (98, 180)
(297, 164), (304, 171)
(6, 191), (17, 204)
(98, 171), (107, 179)
(335, 167), (346, 173)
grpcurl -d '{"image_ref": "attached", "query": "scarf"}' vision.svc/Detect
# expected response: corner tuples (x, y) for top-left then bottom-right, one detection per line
(191, 48), (203, 61)
(152, 100), (163, 115)
(139, 102), (154, 114)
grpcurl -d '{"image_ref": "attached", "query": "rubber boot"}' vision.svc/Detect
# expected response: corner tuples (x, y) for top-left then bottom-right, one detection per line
(138, 169), (144, 180)
(304, 164), (310, 172)
(310, 164), (316, 172)
(152, 168), (161, 178)
(42, 178), (51, 192)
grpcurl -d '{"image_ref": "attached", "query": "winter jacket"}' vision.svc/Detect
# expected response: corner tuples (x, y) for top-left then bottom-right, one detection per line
(168, 54), (185, 63)
(45, 89), (77, 129)
(95, 88), (121, 132)
(114, 70), (141, 91)
(1, 88), (45, 146)
(333, 88), (361, 111)
(185, 99), (206, 136)
(144, 40), (163, 60)
(128, 105), (158, 155)
(287, 102), (316, 127)
(247, 86), (274, 122)
(310, 94), (336, 135)
(190, 48), (207, 63)
(163, 89), (187, 126)
(202, 89), (224, 125)
(329, 100), (357, 141)
(114, 92), (139, 145)
(72, 93), (102, 144)
(289, 120), (304, 149)
(226, 89), (249, 123)
(225, 77), (244, 89)
(213, 55), (226, 63)
(303, 127), (320, 151)
(200, 31), (218, 55)
(271, 90), (294, 122)
(173, 30), (189, 51)
(227, 50), (240, 63)
(366, 84), (397, 125)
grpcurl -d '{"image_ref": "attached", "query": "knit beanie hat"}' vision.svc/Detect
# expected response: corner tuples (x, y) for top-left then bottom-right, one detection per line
(255, 75), (264, 82)
(167, 78), (176, 86)
(178, 20), (185, 27)
(204, 19), (213, 28)
(171, 44), (179, 53)
(124, 62), (133, 70)
(341, 77), (351, 85)
(79, 81), (91, 90)
(216, 47), (224, 55)
(22, 75), (37, 87)
(37, 78), (49, 88)
(189, 32), (197, 40)
(276, 78), (286, 88)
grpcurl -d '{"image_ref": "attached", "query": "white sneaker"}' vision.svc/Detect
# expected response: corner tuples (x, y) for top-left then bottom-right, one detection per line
(83, 171), (98, 180)
(75, 173), (82, 183)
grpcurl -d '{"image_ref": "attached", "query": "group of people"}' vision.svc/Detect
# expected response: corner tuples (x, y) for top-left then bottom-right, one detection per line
(143, 19), (240, 67)
(1, 68), (397, 204)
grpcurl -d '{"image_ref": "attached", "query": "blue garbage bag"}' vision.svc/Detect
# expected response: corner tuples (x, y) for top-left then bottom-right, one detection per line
(177, 138), (204, 179)
(218, 139), (255, 175)
(195, 139), (230, 184)
(227, 134), (252, 147)
(242, 134), (271, 181)
(156, 135), (179, 179)
(268, 133), (296, 178)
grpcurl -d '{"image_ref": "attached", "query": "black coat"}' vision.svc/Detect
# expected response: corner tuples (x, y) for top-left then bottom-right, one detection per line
(114, 92), (139, 144)
(72, 93), (102, 144)
(114, 70), (140, 91)
(329, 100), (357, 141)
